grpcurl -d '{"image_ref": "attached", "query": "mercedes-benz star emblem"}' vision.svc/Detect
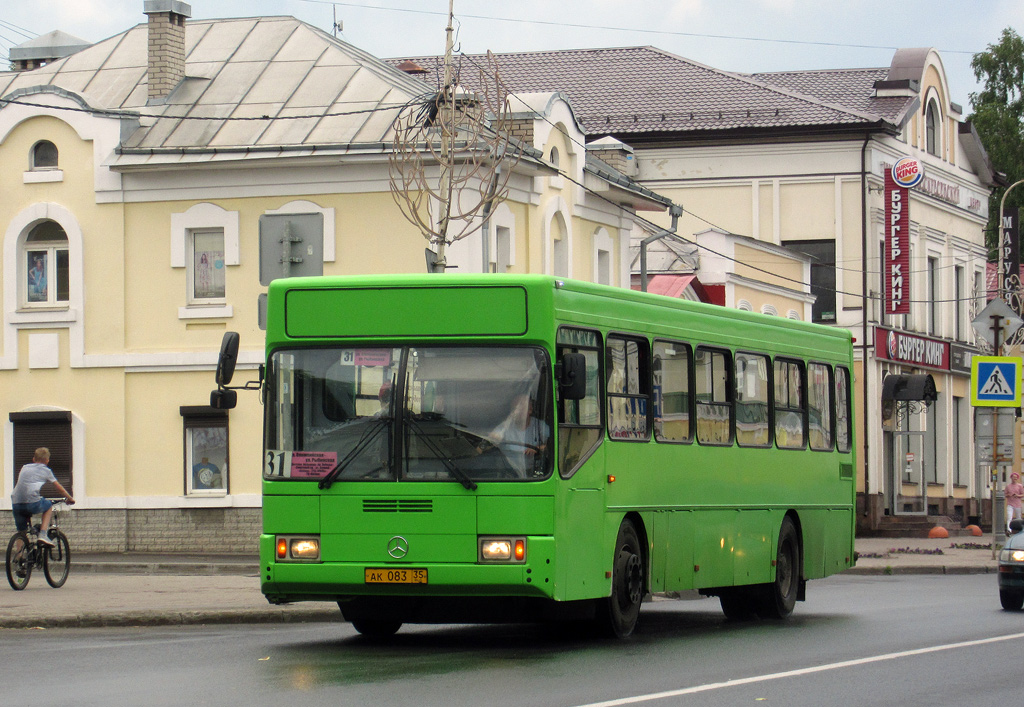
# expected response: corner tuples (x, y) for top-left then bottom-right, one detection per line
(387, 536), (409, 559)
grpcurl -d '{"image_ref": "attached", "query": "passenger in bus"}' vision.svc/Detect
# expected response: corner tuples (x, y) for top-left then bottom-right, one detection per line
(373, 381), (393, 418)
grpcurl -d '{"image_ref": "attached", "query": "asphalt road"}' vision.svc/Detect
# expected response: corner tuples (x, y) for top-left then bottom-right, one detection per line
(5, 573), (1021, 707)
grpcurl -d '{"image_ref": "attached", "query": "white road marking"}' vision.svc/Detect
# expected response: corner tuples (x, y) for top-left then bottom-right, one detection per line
(573, 631), (1024, 707)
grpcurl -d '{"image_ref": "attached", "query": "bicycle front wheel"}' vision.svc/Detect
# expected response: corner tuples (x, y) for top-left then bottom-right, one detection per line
(43, 531), (71, 588)
(6, 532), (32, 590)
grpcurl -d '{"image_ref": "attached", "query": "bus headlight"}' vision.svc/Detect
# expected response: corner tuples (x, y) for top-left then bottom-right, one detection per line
(479, 537), (526, 563)
(276, 535), (320, 562)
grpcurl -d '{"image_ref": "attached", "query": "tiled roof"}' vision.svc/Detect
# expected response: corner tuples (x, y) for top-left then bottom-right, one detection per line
(748, 67), (912, 123)
(388, 46), (913, 138)
(0, 16), (430, 152)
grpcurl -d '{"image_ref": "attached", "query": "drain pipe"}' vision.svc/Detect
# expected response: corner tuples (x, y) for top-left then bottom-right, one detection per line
(860, 133), (872, 514)
(640, 204), (684, 292)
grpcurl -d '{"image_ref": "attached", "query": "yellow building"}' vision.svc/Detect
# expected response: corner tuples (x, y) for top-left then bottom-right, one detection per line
(0, 4), (667, 551)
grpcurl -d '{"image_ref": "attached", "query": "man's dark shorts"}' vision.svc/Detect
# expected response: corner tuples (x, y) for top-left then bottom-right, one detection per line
(12, 499), (52, 532)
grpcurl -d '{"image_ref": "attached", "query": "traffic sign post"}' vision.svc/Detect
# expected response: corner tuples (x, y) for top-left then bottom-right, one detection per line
(970, 356), (1022, 407)
(970, 356), (1022, 554)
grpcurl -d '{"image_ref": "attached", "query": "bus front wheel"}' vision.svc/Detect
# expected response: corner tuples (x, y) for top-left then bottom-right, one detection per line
(757, 517), (800, 619)
(600, 520), (644, 638)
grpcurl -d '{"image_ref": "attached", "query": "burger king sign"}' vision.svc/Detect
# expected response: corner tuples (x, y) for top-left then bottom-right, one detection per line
(892, 157), (924, 188)
(884, 158), (923, 315)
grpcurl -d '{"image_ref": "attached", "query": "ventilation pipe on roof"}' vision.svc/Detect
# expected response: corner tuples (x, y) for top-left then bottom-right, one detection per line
(144, 0), (191, 101)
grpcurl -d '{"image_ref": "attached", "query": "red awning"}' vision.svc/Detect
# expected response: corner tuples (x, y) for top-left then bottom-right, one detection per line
(646, 274), (696, 298)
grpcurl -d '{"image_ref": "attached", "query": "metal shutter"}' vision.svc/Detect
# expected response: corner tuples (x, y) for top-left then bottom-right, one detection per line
(11, 411), (72, 496)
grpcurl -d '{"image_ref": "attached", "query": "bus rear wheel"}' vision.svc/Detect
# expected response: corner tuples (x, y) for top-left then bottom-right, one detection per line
(757, 517), (800, 619)
(600, 520), (644, 638)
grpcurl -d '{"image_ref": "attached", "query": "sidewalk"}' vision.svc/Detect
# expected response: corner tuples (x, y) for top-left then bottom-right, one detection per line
(849, 535), (1000, 575)
(0, 553), (340, 629)
(0, 538), (1003, 630)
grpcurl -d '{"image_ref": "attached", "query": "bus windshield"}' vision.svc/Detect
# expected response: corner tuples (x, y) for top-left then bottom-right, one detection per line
(264, 346), (553, 483)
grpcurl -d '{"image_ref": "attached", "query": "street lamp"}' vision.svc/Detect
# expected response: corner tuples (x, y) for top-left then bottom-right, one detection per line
(639, 204), (684, 292)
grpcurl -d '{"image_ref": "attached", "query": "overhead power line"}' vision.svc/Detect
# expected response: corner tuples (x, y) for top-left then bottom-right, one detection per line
(291, 0), (978, 56)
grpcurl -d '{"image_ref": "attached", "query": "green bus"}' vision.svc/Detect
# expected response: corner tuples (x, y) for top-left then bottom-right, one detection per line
(213, 273), (855, 638)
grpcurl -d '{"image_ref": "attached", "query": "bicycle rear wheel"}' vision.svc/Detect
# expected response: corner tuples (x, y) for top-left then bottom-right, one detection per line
(6, 532), (32, 590)
(43, 530), (71, 588)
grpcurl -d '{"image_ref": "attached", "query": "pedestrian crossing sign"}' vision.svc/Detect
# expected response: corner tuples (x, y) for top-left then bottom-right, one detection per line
(971, 356), (1022, 407)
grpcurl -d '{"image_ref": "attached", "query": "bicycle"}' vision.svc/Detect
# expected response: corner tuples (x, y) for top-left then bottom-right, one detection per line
(6, 499), (71, 590)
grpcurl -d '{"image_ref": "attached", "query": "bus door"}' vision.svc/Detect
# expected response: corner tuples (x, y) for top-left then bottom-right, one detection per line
(555, 328), (606, 600)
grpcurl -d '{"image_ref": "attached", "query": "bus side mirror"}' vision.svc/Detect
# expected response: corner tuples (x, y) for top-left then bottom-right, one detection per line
(215, 332), (240, 387)
(558, 353), (587, 400)
(210, 388), (237, 410)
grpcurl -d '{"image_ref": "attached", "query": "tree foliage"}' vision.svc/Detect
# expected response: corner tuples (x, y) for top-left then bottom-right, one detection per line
(969, 27), (1024, 249)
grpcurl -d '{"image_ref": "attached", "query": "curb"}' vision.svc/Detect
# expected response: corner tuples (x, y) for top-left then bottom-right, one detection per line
(0, 607), (341, 630)
(71, 561), (258, 576)
(843, 566), (996, 576)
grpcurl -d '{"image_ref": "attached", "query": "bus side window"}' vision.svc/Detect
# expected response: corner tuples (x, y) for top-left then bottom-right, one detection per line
(653, 340), (693, 443)
(556, 327), (603, 478)
(607, 336), (650, 441)
(808, 363), (834, 451)
(735, 352), (771, 447)
(774, 358), (806, 449)
(695, 347), (733, 446)
(835, 366), (852, 453)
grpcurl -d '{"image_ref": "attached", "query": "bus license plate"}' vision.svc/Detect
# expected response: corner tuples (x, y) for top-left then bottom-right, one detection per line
(365, 568), (428, 584)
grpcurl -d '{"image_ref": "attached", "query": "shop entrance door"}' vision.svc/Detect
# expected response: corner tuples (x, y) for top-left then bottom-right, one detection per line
(890, 430), (926, 515)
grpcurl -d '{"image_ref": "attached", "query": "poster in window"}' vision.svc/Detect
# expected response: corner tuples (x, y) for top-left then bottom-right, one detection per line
(189, 425), (227, 491)
(193, 233), (226, 300)
(27, 250), (47, 302)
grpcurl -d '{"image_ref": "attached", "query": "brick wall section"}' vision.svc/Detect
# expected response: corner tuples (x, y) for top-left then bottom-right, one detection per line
(589, 149), (631, 175)
(507, 119), (534, 146)
(1, 508), (262, 554)
(147, 12), (187, 100)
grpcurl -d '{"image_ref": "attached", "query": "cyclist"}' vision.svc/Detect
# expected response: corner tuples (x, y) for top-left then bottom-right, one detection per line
(11, 447), (74, 546)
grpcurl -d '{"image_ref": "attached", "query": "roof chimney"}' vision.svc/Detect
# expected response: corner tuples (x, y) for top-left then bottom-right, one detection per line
(144, 0), (191, 101)
(9, 30), (91, 71)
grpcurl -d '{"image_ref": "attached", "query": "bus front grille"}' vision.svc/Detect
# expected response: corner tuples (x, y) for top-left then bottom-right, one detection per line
(363, 499), (433, 513)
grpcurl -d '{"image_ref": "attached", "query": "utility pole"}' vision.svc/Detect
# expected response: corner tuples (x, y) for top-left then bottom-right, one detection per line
(431, 0), (457, 273)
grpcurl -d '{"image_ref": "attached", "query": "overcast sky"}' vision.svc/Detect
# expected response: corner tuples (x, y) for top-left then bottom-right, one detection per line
(1, 1), (1020, 110)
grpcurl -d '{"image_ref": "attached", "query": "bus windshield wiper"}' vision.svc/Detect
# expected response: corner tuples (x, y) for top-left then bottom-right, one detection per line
(405, 415), (478, 491)
(318, 417), (391, 490)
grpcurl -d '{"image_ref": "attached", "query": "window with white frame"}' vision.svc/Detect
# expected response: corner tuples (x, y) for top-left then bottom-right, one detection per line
(188, 229), (226, 304)
(30, 140), (58, 170)
(927, 256), (939, 336)
(593, 228), (613, 285)
(181, 406), (228, 495)
(495, 226), (512, 272)
(926, 101), (941, 157)
(22, 220), (69, 308)
(955, 265), (964, 340)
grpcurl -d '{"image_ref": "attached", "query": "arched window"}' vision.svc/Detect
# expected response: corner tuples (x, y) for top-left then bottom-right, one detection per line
(549, 147), (560, 169)
(23, 220), (69, 306)
(31, 140), (58, 170)
(925, 101), (941, 157)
